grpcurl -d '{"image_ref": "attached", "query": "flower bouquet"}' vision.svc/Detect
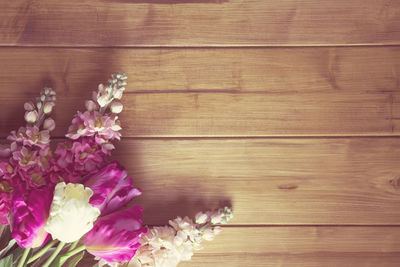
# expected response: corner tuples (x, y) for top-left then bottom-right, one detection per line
(0, 73), (233, 267)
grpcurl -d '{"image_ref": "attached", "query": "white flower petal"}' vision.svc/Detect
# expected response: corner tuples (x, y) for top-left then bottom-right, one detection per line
(45, 182), (100, 243)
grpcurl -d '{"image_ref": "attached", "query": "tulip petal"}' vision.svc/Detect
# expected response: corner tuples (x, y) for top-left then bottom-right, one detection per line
(85, 206), (146, 263)
(84, 162), (141, 215)
(11, 187), (53, 248)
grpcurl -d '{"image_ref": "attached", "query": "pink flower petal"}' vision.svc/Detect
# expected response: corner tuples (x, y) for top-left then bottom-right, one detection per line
(84, 162), (141, 215)
(11, 187), (53, 248)
(85, 206), (146, 263)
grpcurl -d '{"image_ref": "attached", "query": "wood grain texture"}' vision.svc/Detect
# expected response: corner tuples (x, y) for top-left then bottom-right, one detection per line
(2, 225), (400, 266)
(1, 1), (400, 265)
(97, 226), (400, 267)
(1, 47), (399, 93)
(0, 47), (399, 137)
(103, 138), (400, 225)
(2, 92), (396, 137)
(178, 226), (400, 267)
(1, 0), (400, 46)
(181, 253), (400, 267)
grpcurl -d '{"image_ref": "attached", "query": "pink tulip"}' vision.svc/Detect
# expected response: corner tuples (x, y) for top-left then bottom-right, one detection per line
(83, 162), (141, 215)
(84, 206), (146, 263)
(11, 186), (53, 248)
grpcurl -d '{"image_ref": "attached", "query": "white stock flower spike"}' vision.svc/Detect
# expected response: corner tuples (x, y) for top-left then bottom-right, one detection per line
(110, 101), (123, 113)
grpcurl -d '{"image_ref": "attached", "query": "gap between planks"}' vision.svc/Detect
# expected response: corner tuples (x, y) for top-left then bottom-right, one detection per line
(1, 44), (400, 49)
(13, 135), (400, 140)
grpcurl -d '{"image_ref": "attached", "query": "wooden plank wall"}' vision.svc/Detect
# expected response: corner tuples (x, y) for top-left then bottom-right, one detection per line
(1, 0), (400, 266)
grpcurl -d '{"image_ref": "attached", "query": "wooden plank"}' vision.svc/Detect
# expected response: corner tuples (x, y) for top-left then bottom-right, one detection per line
(182, 253), (400, 267)
(105, 138), (400, 225)
(191, 227), (400, 253)
(1, 1), (400, 46)
(1, 92), (398, 137)
(2, 137), (398, 225)
(0, 47), (399, 137)
(1, 47), (398, 94)
(70, 226), (400, 266)
(2, 225), (400, 266)
(177, 227), (400, 267)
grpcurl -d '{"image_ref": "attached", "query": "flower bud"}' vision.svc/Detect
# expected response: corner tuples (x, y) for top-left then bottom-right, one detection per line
(24, 110), (38, 123)
(202, 228), (215, 241)
(110, 101), (123, 114)
(98, 83), (105, 93)
(85, 100), (97, 112)
(97, 94), (108, 107)
(24, 101), (35, 111)
(43, 102), (54, 114)
(195, 212), (208, 224)
(210, 212), (222, 224)
(92, 91), (98, 102)
(43, 118), (56, 131)
(113, 89), (123, 100)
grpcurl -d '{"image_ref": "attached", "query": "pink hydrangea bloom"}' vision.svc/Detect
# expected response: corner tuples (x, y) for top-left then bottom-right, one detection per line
(11, 186), (53, 248)
(84, 206), (146, 263)
(83, 162), (141, 216)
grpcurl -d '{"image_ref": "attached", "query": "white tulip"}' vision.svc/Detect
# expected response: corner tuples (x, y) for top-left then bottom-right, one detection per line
(45, 182), (100, 243)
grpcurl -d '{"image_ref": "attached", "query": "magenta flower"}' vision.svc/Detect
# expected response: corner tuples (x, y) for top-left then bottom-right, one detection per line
(84, 206), (146, 263)
(0, 189), (11, 225)
(66, 111), (121, 143)
(11, 186), (53, 248)
(50, 138), (109, 183)
(8, 126), (50, 149)
(83, 162), (141, 215)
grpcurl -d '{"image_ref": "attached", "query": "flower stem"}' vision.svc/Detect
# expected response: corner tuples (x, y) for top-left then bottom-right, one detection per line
(59, 245), (86, 266)
(42, 241), (65, 267)
(17, 248), (31, 267)
(27, 239), (58, 263)
(199, 222), (212, 232)
(67, 239), (80, 252)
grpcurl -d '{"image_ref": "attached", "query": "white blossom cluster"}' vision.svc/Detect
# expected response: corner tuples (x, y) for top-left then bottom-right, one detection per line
(129, 207), (233, 267)
(24, 87), (56, 130)
(86, 72), (127, 115)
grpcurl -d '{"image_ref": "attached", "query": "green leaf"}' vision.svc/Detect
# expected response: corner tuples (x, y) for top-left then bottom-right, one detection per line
(65, 251), (85, 267)
(0, 254), (13, 267)
(49, 255), (61, 267)
(11, 247), (24, 265)
(16, 249), (32, 267)
(0, 239), (16, 258)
